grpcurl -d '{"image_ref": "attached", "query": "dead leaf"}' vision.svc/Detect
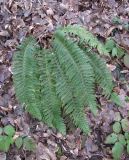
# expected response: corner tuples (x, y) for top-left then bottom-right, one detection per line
(8, 0), (14, 7)
(36, 143), (57, 160)
(60, 156), (67, 160)
(107, 64), (116, 71)
(46, 8), (54, 16)
(24, 0), (32, 11)
(0, 30), (10, 37)
(0, 153), (6, 160)
(105, 26), (117, 37)
(5, 39), (18, 48)
(85, 137), (98, 154)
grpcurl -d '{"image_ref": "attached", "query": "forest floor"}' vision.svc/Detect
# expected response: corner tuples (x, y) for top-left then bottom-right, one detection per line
(0, 0), (129, 159)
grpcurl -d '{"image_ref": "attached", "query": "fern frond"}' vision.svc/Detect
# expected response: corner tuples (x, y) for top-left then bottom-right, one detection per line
(87, 52), (113, 97)
(55, 58), (90, 133)
(55, 59), (75, 114)
(52, 103), (66, 134)
(53, 31), (98, 115)
(59, 25), (108, 55)
(37, 50), (66, 134)
(13, 37), (42, 120)
(71, 106), (90, 133)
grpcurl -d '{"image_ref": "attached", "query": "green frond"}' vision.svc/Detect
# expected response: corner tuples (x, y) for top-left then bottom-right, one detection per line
(53, 53), (90, 133)
(52, 104), (66, 134)
(13, 37), (42, 120)
(55, 58), (75, 114)
(87, 52), (113, 97)
(37, 50), (66, 134)
(59, 25), (108, 55)
(71, 107), (90, 134)
(53, 31), (97, 115)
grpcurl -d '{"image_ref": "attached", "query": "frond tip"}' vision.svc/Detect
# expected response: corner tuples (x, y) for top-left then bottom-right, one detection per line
(59, 25), (109, 55)
(13, 25), (114, 134)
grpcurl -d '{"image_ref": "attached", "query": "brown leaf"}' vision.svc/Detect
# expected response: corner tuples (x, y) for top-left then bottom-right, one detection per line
(107, 64), (116, 71)
(105, 26), (117, 37)
(8, 0), (14, 7)
(0, 153), (6, 160)
(36, 143), (57, 160)
(0, 30), (10, 37)
(24, 0), (32, 11)
(5, 39), (18, 48)
(46, 8), (54, 16)
(85, 137), (98, 154)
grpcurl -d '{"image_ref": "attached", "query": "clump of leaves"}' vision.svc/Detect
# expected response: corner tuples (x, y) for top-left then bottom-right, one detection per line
(15, 136), (36, 151)
(0, 125), (15, 152)
(0, 125), (35, 152)
(104, 38), (129, 70)
(105, 115), (129, 160)
(13, 25), (118, 134)
(112, 16), (129, 31)
(104, 38), (126, 58)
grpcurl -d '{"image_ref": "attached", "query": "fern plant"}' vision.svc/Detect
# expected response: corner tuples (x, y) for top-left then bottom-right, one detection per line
(13, 25), (113, 134)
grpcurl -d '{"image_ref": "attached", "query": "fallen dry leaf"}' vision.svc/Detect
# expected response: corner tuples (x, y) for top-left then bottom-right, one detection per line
(36, 142), (57, 160)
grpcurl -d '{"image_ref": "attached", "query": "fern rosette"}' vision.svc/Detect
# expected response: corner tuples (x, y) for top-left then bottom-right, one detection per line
(13, 25), (113, 134)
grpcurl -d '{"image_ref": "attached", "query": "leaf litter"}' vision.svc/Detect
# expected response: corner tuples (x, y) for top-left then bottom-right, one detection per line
(0, 0), (129, 159)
